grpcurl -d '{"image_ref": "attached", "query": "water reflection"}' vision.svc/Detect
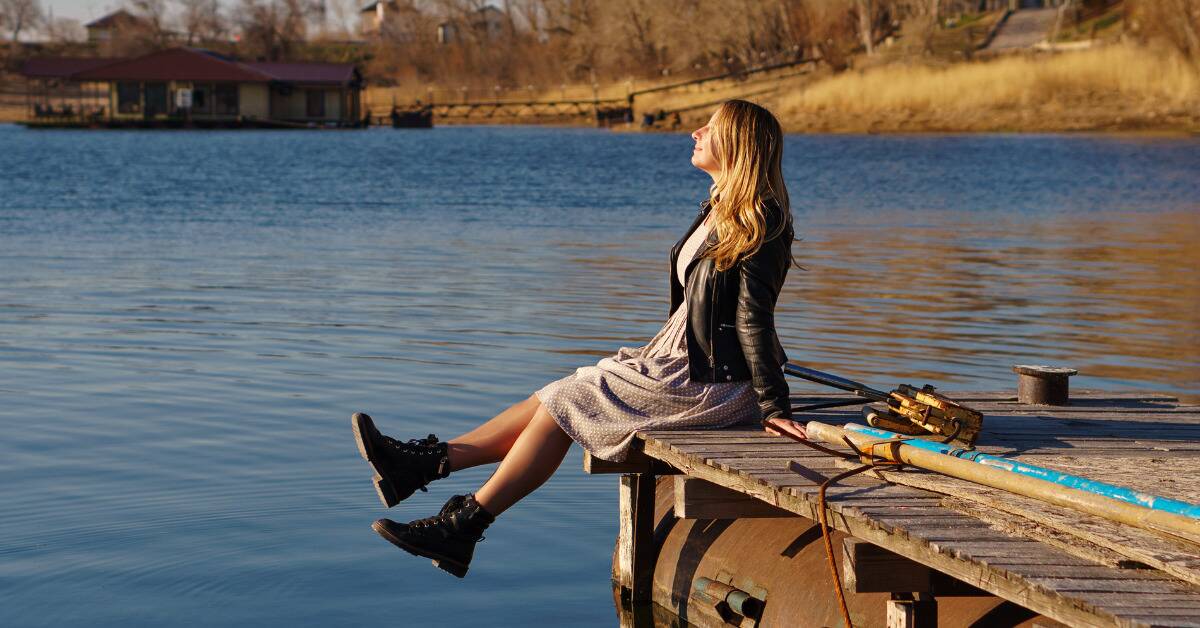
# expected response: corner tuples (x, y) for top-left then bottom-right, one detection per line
(0, 126), (1196, 626)
(568, 207), (1200, 398)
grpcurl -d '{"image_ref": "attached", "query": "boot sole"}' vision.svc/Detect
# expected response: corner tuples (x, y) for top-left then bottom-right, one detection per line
(372, 520), (469, 578)
(351, 412), (401, 508)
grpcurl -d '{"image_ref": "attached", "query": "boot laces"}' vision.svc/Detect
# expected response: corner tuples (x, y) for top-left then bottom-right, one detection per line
(409, 496), (486, 541)
(380, 433), (440, 453)
(410, 494), (465, 529)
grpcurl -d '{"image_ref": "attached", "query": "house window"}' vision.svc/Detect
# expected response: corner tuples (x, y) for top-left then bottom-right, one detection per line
(306, 89), (325, 118)
(117, 82), (140, 114)
(143, 82), (167, 116)
(192, 84), (211, 113)
(215, 84), (239, 115)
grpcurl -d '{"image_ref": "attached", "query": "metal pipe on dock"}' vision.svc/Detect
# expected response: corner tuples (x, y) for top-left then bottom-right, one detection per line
(804, 421), (1200, 546)
(845, 423), (1200, 519)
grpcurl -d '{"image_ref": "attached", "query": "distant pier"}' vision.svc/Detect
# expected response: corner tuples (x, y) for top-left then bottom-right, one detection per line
(369, 57), (818, 129)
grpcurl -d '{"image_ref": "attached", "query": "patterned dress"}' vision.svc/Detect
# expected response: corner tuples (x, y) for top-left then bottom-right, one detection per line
(534, 216), (762, 462)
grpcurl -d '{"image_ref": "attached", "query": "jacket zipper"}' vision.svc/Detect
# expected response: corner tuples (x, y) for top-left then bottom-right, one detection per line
(709, 268), (717, 370)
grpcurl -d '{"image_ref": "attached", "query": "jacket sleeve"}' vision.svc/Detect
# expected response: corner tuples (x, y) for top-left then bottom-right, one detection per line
(734, 234), (792, 424)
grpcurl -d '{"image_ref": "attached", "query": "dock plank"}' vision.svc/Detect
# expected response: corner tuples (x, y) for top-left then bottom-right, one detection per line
(829, 452), (1200, 585)
(629, 390), (1200, 628)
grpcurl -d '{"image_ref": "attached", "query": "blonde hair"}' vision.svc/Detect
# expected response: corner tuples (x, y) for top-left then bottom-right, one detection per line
(702, 100), (795, 272)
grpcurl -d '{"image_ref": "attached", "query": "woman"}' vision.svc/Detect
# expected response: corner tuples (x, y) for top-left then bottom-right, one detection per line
(351, 99), (807, 578)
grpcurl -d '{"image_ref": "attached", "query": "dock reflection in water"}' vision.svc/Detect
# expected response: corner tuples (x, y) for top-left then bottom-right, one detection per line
(0, 126), (1196, 626)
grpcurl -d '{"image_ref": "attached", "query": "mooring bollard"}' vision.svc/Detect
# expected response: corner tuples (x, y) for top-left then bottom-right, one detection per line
(1012, 365), (1078, 405)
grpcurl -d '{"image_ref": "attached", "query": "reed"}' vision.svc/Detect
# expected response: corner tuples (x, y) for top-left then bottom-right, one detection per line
(776, 42), (1200, 132)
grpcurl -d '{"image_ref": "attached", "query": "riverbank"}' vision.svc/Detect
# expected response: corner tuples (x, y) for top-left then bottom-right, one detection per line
(770, 42), (1200, 135)
(6, 42), (1196, 134)
(413, 40), (1200, 136)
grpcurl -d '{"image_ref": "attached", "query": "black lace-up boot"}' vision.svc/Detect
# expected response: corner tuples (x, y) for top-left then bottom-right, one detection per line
(351, 412), (451, 508)
(371, 492), (496, 578)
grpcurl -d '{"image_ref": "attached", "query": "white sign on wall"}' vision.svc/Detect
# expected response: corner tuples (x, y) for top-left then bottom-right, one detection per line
(175, 89), (193, 109)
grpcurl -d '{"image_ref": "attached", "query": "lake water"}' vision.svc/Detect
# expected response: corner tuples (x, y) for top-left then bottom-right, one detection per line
(1, 124), (1197, 626)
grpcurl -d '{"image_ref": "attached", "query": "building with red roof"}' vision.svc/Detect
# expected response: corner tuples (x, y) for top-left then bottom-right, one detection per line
(19, 47), (365, 129)
(85, 10), (152, 45)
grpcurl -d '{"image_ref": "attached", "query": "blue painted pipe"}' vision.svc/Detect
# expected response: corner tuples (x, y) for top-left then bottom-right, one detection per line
(845, 423), (1200, 520)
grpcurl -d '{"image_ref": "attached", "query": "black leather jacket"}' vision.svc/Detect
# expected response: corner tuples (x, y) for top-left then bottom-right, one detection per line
(669, 198), (793, 423)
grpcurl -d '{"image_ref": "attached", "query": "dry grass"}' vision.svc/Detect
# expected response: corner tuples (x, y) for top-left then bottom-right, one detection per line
(363, 63), (821, 128)
(630, 66), (821, 119)
(366, 42), (1200, 134)
(0, 105), (24, 123)
(776, 42), (1200, 133)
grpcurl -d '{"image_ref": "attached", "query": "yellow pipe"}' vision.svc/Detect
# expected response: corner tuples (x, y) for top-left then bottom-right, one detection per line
(804, 421), (1200, 546)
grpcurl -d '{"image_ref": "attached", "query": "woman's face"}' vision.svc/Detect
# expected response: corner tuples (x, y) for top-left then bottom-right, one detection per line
(690, 110), (721, 178)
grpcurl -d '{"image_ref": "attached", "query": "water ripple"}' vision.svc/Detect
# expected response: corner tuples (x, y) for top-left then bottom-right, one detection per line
(0, 125), (1197, 625)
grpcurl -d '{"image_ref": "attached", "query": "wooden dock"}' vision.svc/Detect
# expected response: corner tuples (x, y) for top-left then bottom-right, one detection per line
(589, 390), (1200, 627)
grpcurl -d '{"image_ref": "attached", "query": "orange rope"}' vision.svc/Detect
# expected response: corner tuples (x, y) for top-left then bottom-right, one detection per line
(818, 464), (871, 628)
(777, 428), (909, 628)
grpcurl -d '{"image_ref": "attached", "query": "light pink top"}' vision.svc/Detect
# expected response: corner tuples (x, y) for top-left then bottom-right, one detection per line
(676, 216), (713, 287)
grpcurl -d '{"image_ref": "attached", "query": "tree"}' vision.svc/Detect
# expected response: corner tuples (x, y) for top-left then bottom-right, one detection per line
(323, 0), (359, 37)
(1129, 0), (1200, 63)
(126, 0), (175, 46)
(0, 0), (43, 41)
(177, 0), (226, 44)
(45, 16), (85, 42)
(236, 0), (313, 59)
(856, 0), (876, 54)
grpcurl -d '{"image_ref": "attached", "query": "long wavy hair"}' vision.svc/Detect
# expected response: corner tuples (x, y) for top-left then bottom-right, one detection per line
(702, 100), (796, 272)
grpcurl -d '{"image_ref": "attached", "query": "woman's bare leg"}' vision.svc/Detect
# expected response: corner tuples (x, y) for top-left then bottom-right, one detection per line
(472, 402), (573, 516)
(445, 394), (541, 472)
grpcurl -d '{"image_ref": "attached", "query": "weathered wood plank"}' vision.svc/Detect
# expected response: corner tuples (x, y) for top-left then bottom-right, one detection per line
(703, 457), (848, 475)
(1023, 577), (1194, 593)
(673, 477), (797, 519)
(979, 564), (1169, 580)
(664, 440), (829, 450)
(945, 496), (1151, 569)
(640, 439), (1190, 626)
(584, 448), (679, 475)
(634, 407), (1200, 628)
(615, 473), (657, 603)
(832, 458), (1200, 587)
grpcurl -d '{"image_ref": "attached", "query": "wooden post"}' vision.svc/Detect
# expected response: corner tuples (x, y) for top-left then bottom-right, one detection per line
(1013, 365), (1077, 405)
(615, 473), (657, 603)
(887, 593), (937, 628)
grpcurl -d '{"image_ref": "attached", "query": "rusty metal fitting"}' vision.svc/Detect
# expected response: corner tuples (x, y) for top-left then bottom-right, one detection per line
(1012, 365), (1078, 405)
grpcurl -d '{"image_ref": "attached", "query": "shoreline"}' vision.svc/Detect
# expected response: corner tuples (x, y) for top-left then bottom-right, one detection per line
(4, 119), (1197, 136)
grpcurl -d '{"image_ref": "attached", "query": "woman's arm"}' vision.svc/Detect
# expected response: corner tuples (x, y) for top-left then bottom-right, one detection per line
(733, 233), (792, 425)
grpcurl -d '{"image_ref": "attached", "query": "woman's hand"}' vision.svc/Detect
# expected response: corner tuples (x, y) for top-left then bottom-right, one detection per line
(763, 417), (807, 440)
